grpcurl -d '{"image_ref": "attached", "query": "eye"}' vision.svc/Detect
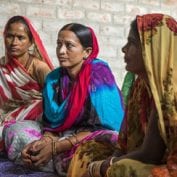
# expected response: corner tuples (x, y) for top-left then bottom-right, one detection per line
(17, 35), (25, 40)
(66, 42), (74, 49)
(57, 40), (62, 48)
(5, 34), (13, 39)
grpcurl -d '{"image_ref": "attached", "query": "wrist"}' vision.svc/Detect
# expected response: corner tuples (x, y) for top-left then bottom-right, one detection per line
(42, 135), (54, 143)
(88, 160), (105, 177)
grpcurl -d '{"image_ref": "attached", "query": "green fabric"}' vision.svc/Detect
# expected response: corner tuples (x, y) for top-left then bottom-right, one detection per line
(121, 72), (135, 106)
(107, 159), (154, 177)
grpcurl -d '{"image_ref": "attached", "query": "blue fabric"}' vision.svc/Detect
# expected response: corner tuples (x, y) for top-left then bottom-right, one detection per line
(43, 68), (67, 128)
(89, 59), (124, 130)
(43, 58), (124, 131)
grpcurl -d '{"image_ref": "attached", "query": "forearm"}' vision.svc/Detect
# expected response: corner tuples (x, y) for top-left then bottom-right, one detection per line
(56, 131), (91, 154)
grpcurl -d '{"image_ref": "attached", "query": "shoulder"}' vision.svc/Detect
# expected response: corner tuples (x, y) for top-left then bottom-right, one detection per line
(32, 57), (50, 69)
(91, 58), (114, 79)
(45, 67), (61, 81)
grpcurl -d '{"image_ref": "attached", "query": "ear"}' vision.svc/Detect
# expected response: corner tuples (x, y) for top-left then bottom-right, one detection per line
(84, 47), (92, 58)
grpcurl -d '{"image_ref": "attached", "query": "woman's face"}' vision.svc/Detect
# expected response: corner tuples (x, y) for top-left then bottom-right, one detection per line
(56, 30), (90, 72)
(122, 27), (145, 75)
(5, 22), (31, 58)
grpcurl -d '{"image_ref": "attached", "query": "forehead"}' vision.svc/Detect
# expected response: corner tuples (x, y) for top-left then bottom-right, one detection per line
(6, 22), (27, 34)
(57, 30), (80, 43)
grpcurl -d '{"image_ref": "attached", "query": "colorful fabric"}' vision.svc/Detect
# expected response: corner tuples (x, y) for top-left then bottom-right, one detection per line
(2, 25), (124, 176)
(118, 77), (153, 152)
(67, 13), (177, 177)
(67, 76), (153, 177)
(0, 16), (53, 139)
(43, 27), (124, 132)
(136, 13), (177, 149)
(121, 71), (135, 106)
(67, 132), (119, 177)
(3, 120), (119, 176)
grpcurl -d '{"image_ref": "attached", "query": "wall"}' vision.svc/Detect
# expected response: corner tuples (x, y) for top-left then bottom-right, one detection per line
(0, 0), (177, 87)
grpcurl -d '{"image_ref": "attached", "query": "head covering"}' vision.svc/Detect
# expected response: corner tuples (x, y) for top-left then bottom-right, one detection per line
(0, 16), (53, 126)
(43, 25), (124, 132)
(3, 15), (53, 69)
(136, 13), (177, 149)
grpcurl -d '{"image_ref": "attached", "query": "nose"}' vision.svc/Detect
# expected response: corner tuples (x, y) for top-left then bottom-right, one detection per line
(58, 44), (66, 54)
(11, 37), (18, 45)
(122, 43), (127, 53)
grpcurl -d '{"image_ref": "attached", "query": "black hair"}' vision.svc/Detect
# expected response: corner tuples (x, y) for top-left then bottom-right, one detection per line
(5, 15), (33, 42)
(59, 23), (93, 48)
(130, 19), (140, 40)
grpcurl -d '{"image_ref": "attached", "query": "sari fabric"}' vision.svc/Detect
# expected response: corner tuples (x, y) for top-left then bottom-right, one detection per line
(67, 14), (177, 177)
(43, 28), (124, 132)
(0, 16), (53, 139)
(118, 13), (177, 177)
(2, 26), (124, 176)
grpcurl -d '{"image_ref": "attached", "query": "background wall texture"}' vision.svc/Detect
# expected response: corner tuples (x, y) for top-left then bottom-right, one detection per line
(0, 0), (177, 87)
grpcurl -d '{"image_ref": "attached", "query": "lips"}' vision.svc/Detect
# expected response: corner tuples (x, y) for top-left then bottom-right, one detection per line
(59, 57), (68, 61)
(9, 47), (19, 52)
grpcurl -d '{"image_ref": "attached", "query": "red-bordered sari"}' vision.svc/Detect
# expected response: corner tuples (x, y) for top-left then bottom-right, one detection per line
(0, 16), (53, 141)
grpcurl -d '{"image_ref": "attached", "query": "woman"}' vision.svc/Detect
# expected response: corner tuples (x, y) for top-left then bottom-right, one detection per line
(0, 16), (53, 145)
(3, 23), (124, 176)
(67, 13), (177, 177)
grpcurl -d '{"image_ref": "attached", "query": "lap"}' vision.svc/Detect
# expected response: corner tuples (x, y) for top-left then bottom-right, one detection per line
(2, 120), (42, 161)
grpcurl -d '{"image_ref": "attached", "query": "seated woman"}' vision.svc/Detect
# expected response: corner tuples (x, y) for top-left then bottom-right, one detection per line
(0, 16), (53, 142)
(67, 13), (177, 177)
(3, 23), (124, 176)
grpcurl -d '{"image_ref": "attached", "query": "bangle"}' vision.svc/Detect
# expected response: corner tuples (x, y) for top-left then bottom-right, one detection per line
(88, 160), (104, 177)
(109, 157), (116, 166)
(52, 140), (57, 157)
(65, 137), (75, 147)
(72, 133), (79, 144)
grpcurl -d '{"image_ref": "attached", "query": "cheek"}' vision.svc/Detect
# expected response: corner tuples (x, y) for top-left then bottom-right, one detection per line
(5, 39), (11, 47)
(127, 46), (137, 57)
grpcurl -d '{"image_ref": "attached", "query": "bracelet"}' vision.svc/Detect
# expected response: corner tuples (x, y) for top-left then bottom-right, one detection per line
(52, 140), (57, 157)
(72, 133), (80, 144)
(88, 160), (104, 177)
(65, 137), (75, 147)
(109, 157), (116, 166)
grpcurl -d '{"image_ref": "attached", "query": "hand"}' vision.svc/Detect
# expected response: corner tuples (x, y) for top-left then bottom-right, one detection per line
(21, 140), (38, 167)
(30, 140), (53, 167)
(21, 139), (47, 167)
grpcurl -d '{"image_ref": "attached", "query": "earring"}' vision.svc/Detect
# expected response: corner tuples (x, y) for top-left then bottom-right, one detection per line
(83, 56), (87, 60)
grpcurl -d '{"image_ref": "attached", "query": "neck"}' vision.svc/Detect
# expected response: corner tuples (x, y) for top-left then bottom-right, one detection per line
(66, 61), (84, 80)
(17, 53), (30, 68)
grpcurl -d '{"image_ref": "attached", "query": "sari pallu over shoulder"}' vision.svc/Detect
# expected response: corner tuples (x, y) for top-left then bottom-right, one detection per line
(43, 27), (124, 133)
(0, 16), (54, 139)
(43, 59), (124, 132)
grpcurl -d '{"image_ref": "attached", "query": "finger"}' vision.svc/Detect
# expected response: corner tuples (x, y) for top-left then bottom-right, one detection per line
(30, 140), (44, 152)
(32, 155), (47, 167)
(22, 157), (33, 167)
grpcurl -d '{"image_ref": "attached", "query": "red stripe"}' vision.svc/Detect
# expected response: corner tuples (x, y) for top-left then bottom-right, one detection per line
(24, 101), (43, 120)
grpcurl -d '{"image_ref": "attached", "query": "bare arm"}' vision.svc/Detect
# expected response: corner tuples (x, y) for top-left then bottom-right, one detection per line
(28, 131), (91, 167)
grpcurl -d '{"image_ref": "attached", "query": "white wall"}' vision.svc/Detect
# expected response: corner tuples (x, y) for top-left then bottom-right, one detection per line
(0, 0), (177, 87)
